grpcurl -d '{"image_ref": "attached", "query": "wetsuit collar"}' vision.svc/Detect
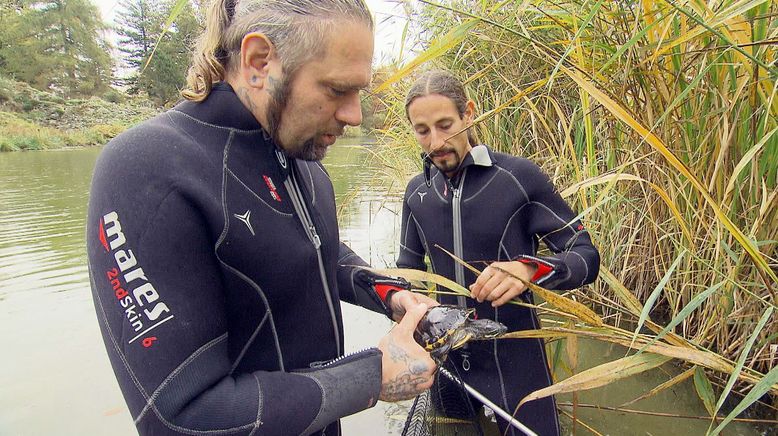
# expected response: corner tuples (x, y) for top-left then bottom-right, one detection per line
(174, 82), (266, 132)
(468, 144), (494, 167)
(174, 82), (293, 177)
(431, 144), (495, 189)
(452, 143), (494, 178)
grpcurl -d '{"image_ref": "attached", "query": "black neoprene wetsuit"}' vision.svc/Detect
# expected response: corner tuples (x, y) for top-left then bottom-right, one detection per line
(397, 145), (600, 435)
(87, 83), (390, 436)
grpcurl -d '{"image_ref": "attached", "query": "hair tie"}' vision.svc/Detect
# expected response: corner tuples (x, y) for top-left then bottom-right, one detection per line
(225, 0), (237, 21)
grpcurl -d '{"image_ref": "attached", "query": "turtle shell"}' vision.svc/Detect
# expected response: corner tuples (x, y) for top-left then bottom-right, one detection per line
(414, 305), (507, 362)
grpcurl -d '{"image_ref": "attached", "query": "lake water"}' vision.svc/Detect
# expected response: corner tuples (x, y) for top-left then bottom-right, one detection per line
(0, 142), (767, 435)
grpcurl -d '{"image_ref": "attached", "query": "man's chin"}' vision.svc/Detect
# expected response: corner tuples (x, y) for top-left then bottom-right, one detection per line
(433, 158), (459, 174)
(285, 141), (330, 161)
(306, 146), (329, 161)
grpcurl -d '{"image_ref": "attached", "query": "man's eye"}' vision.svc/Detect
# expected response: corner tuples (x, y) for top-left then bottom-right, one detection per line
(330, 87), (346, 97)
(416, 129), (429, 135)
(440, 123), (453, 130)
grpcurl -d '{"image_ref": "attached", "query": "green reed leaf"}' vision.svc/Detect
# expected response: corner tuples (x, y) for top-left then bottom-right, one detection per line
(710, 361), (778, 435)
(694, 366), (717, 416)
(639, 281), (725, 353)
(632, 249), (686, 348)
(713, 307), (774, 418)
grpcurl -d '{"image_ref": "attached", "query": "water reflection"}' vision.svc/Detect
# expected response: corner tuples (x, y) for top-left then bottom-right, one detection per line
(0, 149), (96, 300)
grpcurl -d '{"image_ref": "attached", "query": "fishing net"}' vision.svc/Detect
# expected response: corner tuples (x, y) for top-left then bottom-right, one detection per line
(401, 362), (499, 436)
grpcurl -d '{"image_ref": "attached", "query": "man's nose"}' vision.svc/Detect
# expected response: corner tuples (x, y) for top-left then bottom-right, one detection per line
(429, 129), (446, 152)
(335, 93), (362, 127)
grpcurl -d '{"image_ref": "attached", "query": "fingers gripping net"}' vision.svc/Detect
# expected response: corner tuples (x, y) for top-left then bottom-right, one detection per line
(401, 363), (487, 436)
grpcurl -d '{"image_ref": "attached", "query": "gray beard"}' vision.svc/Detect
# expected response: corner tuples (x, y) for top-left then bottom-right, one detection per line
(265, 75), (324, 161)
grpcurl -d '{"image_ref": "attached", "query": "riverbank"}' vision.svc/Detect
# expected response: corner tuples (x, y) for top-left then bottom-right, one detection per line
(0, 75), (160, 152)
(0, 75), (372, 152)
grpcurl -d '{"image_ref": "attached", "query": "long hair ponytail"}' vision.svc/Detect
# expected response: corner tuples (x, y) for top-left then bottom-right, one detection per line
(182, 0), (234, 102)
(181, 0), (373, 103)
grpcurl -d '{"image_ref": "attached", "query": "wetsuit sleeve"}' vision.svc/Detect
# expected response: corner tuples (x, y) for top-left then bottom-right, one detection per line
(336, 242), (391, 314)
(396, 184), (428, 271)
(87, 142), (381, 435)
(517, 161), (600, 290)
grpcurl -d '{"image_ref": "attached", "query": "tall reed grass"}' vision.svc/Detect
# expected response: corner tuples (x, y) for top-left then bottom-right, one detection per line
(373, 1), (776, 432)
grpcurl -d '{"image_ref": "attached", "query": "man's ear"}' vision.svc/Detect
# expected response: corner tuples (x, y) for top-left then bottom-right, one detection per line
(240, 32), (275, 88)
(464, 100), (476, 124)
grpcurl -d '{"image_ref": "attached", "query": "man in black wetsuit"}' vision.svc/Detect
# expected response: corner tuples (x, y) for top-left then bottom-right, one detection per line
(86, 1), (437, 435)
(397, 70), (600, 435)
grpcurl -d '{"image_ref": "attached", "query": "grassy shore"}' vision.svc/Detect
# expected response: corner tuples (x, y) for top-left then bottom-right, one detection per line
(0, 74), (373, 152)
(0, 75), (159, 151)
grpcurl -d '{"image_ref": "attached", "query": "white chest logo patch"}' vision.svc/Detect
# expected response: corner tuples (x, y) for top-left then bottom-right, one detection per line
(234, 210), (255, 236)
(275, 149), (288, 169)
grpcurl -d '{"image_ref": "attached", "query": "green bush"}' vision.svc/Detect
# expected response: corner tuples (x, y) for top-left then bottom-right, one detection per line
(102, 88), (125, 104)
(0, 75), (161, 151)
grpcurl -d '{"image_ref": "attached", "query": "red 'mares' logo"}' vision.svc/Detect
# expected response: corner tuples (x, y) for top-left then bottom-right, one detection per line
(99, 211), (174, 347)
(99, 220), (110, 251)
(263, 175), (282, 202)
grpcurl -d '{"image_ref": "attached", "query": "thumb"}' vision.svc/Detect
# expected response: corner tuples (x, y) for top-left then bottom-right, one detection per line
(397, 303), (428, 332)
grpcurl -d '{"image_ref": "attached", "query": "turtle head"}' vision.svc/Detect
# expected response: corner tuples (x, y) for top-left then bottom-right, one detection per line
(466, 317), (507, 340)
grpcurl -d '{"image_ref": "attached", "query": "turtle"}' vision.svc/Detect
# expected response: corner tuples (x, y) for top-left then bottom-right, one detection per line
(414, 305), (507, 363)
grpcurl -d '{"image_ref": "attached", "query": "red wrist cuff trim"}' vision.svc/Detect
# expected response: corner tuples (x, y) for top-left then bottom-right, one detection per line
(517, 257), (554, 282)
(374, 284), (402, 303)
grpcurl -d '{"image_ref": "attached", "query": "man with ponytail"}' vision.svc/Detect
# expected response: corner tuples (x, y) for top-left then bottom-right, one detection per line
(398, 70), (600, 435)
(87, 1), (437, 435)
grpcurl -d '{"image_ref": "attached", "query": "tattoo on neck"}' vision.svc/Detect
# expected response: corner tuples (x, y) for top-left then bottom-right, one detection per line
(267, 75), (278, 94)
(238, 87), (257, 114)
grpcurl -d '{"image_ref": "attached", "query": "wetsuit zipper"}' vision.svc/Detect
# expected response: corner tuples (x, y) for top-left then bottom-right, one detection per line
(452, 168), (468, 308)
(308, 347), (373, 369)
(284, 166), (342, 356)
(452, 170), (473, 371)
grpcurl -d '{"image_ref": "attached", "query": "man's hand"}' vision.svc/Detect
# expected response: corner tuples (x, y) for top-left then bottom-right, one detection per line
(388, 290), (439, 323)
(378, 303), (437, 402)
(469, 261), (537, 307)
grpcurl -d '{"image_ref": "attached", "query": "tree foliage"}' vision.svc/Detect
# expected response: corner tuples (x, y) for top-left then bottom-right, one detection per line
(115, 0), (199, 105)
(0, 0), (112, 97)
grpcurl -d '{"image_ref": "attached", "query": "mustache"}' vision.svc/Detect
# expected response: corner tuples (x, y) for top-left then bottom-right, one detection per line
(422, 147), (456, 161)
(323, 122), (346, 137)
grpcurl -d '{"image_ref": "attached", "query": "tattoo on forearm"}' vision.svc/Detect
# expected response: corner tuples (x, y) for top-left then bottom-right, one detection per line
(387, 337), (410, 363)
(381, 373), (428, 402)
(381, 336), (430, 401)
(408, 360), (428, 375)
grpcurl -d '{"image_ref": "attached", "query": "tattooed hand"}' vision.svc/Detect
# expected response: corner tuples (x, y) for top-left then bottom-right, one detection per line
(378, 303), (437, 402)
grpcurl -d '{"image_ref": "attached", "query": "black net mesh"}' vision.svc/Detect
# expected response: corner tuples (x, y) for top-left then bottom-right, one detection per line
(401, 362), (496, 436)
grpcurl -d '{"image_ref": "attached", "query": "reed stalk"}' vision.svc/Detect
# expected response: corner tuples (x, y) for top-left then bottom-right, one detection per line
(372, 0), (777, 431)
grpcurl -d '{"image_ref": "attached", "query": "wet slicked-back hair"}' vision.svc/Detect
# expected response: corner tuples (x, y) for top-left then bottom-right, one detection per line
(404, 70), (476, 145)
(183, 0), (374, 102)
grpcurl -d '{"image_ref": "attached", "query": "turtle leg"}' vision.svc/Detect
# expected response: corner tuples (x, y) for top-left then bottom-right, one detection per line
(432, 341), (453, 364)
(450, 331), (474, 351)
